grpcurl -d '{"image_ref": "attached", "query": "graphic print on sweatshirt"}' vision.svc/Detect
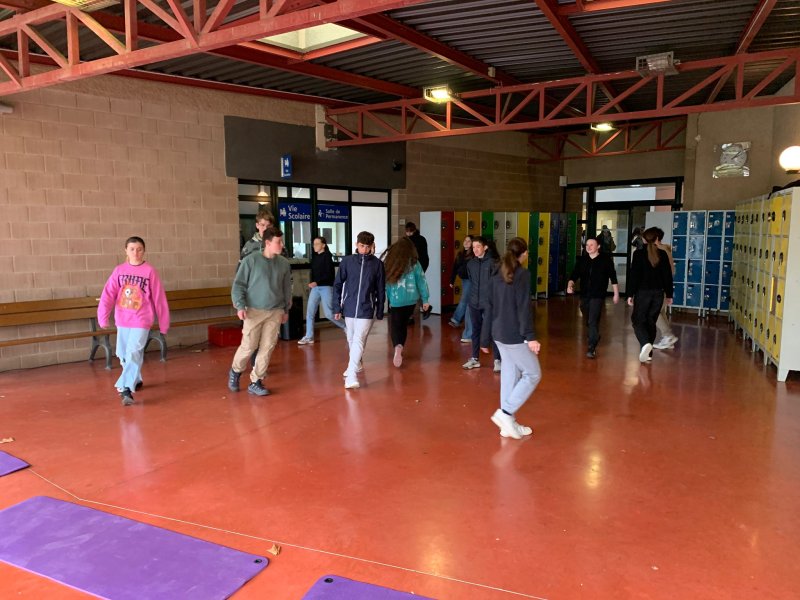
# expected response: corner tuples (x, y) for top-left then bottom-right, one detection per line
(117, 274), (149, 311)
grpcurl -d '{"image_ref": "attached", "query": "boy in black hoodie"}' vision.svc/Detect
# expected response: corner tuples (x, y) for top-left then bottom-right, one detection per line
(298, 236), (346, 345)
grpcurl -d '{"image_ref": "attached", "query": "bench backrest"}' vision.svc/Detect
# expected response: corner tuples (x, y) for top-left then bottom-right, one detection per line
(0, 287), (232, 328)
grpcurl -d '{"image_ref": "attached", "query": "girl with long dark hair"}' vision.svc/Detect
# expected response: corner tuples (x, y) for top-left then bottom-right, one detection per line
(480, 237), (541, 439)
(383, 237), (431, 368)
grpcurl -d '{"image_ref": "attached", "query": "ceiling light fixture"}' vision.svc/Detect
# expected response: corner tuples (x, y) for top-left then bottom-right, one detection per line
(257, 184), (269, 197)
(50, 0), (119, 12)
(423, 85), (457, 103)
(779, 146), (800, 174)
(636, 51), (679, 77)
(590, 122), (615, 132)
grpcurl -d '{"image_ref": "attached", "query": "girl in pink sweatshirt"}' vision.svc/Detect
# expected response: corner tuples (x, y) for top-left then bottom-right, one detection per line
(97, 237), (170, 406)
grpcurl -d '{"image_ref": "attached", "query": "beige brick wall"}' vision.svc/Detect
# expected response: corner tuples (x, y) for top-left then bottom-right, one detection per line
(396, 138), (563, 239)
(1, 76), (314, 371)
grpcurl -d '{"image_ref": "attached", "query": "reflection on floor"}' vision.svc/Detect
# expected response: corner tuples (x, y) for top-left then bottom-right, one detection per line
(1, 297), (799, 599)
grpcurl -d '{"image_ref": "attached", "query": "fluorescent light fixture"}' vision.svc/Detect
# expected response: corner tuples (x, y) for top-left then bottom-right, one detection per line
(51, 0), (119, 11)
(779, 146), (800, 174)
(636, 51), (679, 76)
(590, 122), (615, 132)
(424, 85), (457, 103)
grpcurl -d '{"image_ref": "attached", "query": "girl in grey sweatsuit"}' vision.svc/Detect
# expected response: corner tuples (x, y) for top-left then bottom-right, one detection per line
(480, 237), (542, 440)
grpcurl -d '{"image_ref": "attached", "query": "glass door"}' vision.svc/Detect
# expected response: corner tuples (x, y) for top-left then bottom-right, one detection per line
(596, 209), (630, 293)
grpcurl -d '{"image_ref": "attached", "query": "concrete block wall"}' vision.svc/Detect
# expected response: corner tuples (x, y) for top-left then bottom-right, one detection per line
(0, 76), (314, 372)
(396, 139), (563, 239)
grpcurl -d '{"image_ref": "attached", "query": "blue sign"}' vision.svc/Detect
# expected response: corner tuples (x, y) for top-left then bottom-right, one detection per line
(279, 202), (311, 221)
(280, 154), (292, 179)
(317, 203), (350, 222)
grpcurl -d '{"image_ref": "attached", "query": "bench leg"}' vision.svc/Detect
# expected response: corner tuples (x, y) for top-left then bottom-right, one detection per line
(89, 334), (113, 370)
(144, 331), (168, 362)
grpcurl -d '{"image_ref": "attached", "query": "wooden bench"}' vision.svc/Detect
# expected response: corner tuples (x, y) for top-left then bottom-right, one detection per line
(0, 287), (237, 369)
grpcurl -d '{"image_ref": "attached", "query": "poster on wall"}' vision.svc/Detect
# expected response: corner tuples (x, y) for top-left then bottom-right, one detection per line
(713, 141), (750, 178)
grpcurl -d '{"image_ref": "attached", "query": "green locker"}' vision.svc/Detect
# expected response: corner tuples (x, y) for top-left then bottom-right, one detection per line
(481, 211), (494, 240)
(528, 212), (539, 295)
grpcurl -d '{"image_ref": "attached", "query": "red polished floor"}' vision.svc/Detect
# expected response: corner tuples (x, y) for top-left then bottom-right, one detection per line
(1, 297), (799, 599)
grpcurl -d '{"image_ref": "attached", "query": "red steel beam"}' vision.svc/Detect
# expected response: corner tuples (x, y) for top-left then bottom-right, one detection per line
(0, 47), (355, 107)
(0, 0), (433, 95)
(558, 0), (677, 15)
(324, 48), (800, 147)
(533, 0), (622, 109)
(706, 0), (778, 103)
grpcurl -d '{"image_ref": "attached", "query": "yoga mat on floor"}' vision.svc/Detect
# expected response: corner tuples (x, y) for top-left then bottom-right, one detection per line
(0, 496), (268, 600)
(0, 450), (29, 477)
(302, 575), (435, 599)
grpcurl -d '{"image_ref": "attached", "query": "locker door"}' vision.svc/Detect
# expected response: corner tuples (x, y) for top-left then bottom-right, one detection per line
(467, 212), (481, 237)
(481, 211), (494, 240)
(528, 212), (539, 294)
(440, 212), (455, 306)
(517, 212), (530, 269)
(537, 213), (550, 294)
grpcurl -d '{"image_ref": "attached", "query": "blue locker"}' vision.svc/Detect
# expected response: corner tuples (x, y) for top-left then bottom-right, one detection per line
(688, 235), (705, 259)
(687, 260), (704, 283)
(674, 259), (686, 281)
(719, 287), (730, 311)
(723, 237), (733, 261)
(706, 236), (722, 260)
(724, 211), (735, 236)
(689, 211), (706, 235)
(707, 211), (724, 236)
(673, 212), (688, 234)
(672, 283), (685, 306)
(721, 262), (732, 286)
(685, 284), (702, 307)
(672, 236), (687, 259)
(703, 285), (719, 309)
(705, 260), (721, 284)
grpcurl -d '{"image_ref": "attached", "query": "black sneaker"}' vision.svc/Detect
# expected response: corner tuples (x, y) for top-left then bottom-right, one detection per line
(120, 388), (134, 406)
(248, 380), (270, 396)
(421, 306), (433, 321)
(228, 369), (241, 392)
(134, 381), (143, 391)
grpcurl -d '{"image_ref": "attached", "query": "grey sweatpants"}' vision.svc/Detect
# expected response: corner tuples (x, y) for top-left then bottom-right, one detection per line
(495, 341), (542, 415)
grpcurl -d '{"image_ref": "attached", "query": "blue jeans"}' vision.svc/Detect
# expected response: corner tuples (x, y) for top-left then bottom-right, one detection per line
(305, 285), (345, 339)
(114, 327), (149, 391)
(451, 279), (473, 338)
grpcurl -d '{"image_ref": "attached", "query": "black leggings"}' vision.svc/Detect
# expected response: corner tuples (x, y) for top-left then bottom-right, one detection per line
(389, 304), (416, 347)
(631, 289), (664, 347)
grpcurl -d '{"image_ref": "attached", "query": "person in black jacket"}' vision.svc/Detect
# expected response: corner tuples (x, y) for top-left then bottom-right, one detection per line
(404, 222), (429, 272)
(567, 237), (620, 358)
(480, 237), (541, 440)
(334, 231), (386, 389)
(627, 227), (674, 363)
(298, 236), (345, 345)
(448, 235), (473, 342)
(463, 236), (501, 371)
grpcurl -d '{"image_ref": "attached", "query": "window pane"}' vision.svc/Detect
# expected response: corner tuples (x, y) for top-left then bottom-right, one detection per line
(351, 206), (388, 257)
(352, 190), (389, 204)
(291, 187), (311, 199)
(317, 188), (349, 202)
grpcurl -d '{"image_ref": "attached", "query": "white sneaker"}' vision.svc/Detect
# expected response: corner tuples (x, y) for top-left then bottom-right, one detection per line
(639, 343), (653, 363)
(297, 336), (314, 345)
(666, 334), (679, 346)
(393, 345), (403, 368)
(460, 338), (471, 343)
(342, 362), (364, 377)
(493, 359), (502, 373)
(344, 380), (360, 389)
(491, 409), (533, 439)
(652, 338), (671, 350)
(462, 358), (480, 370)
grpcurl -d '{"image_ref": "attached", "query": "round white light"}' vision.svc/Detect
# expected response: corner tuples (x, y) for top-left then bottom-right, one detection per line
(778, 146), (800, 173)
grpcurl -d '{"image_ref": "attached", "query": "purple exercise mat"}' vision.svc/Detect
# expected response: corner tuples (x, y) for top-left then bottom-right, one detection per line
(0, 496), (268, 600)
(302, 575), (435, 600)
(0, 450), (29, 477)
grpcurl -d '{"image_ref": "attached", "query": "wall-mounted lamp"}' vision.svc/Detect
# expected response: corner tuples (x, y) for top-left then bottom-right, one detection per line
(257, 184), (269, 197)
(590, 122), (615, 132)
(423, 85), (457, 103)
(778, 146), (800, 174)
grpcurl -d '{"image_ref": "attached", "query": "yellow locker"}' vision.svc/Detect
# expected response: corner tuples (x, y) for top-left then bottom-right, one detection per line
(770, 197), (782, 236)
(537, 213), (551, 294)
(778, 237), (789, 277)
(517, 212), (530, 269)
(773, 317), (782, 361)
(782, 195), (792, 236)
(467, 212), (480, 238)
(454, 211), (468, 237)
(776, 277), (785, 319)
(766, 315), (775, 357)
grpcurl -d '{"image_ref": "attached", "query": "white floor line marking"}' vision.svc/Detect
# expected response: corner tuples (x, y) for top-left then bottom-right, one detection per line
(27, 469), (547, 600)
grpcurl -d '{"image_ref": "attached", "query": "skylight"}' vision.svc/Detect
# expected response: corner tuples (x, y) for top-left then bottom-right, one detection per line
(260, 23), (365, 53)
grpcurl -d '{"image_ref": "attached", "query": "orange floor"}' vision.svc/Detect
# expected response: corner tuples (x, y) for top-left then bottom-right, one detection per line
(1, 297), (799, 599)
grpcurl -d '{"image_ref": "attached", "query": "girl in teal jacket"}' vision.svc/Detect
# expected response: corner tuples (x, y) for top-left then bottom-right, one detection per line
(383, 238), (430, 368)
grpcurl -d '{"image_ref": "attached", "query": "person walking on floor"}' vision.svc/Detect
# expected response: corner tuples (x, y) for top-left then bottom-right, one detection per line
(627, 227), (674, 363)
(566, 237), (620, 358)
(383, 238), (431, 368)
(448, 235), (473, 343)
(463, 236), (502, 372)
(404, 222), (429, 272)
(481, 237), (541, 439)
(298, 236), (346, 345)
(228, 226), (292, 396)
(334, 231), (386, 389)
(98, 236), (170, 406)
(652, 227), (679, 350)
